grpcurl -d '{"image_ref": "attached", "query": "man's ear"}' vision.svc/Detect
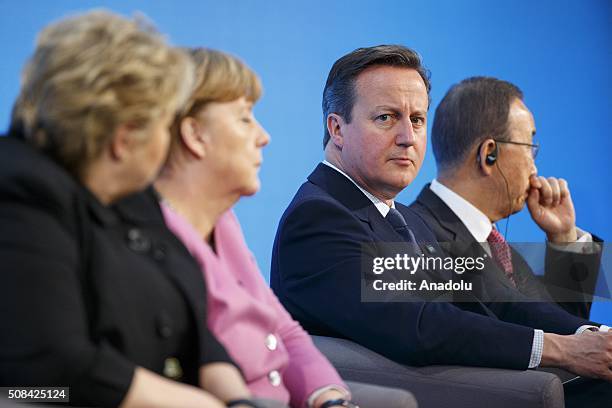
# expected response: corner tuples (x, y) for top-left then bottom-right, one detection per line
(179, 116), (207, 159)
(327, 113), (345, 149)
(477, 138), (498, 176)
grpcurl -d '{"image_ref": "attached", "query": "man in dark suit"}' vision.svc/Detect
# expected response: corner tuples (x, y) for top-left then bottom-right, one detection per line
(271, 45), (612, 386)
(408, 77), (603, 320)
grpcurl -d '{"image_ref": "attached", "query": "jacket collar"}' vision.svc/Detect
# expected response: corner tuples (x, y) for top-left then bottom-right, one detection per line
(308, 163), (436, 250)
(308, 163), (373, 223)
(415, 184), (477, 252)
(429, 180), (492, 242)
(112, 187), (165, 227)
(78, 185), (120, 227)
(415, 184), (516, 289)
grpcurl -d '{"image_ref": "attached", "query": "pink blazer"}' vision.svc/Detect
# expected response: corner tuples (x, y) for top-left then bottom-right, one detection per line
(162, 206), (345, 407)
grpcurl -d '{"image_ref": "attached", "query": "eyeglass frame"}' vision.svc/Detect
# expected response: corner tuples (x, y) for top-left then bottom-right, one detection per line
(493, 139), (540, 159)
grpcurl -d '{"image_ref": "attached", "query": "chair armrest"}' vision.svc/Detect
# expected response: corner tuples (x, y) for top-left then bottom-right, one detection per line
(312, 335), (563, 408)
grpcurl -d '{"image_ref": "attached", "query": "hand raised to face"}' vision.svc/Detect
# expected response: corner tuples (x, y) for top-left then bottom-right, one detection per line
(527, 175), (577, 243)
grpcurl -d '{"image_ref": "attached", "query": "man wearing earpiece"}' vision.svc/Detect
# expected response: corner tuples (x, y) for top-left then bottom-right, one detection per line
(408, 76), (603, 320)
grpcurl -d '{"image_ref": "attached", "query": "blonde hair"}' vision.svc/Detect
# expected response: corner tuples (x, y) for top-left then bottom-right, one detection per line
(169, 48), (262, 151)
(11, 9), (195, 175)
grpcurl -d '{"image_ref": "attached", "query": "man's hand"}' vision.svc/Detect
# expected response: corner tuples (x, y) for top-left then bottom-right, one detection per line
(527, 175), (577, 243)
(542, 331), (612, 382)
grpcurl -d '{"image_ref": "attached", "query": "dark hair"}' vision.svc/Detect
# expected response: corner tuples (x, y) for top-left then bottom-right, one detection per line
(431, 76), (523, 171)
(322, 44), (431, 148)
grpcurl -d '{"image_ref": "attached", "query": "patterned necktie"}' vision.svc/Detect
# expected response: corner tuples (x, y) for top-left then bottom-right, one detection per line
(386, 207), (418, 245)
(487, 227), (516, 287)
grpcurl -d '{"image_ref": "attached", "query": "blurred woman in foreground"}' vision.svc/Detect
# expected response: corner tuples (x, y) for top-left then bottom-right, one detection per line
(0, 11), (256, 408)
(155, 48), (417, 408)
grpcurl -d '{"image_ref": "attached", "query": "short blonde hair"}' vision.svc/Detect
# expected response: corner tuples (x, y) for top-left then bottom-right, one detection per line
(169, 48), (262, 149)
(11, 10), (194, 175)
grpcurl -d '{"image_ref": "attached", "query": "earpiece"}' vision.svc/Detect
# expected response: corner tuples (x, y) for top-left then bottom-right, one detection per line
(485, 143), (498, 166)
(478, 141), (498, 166)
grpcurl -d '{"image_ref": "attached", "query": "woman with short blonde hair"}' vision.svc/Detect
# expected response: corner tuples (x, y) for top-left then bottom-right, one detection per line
(12, 10), (193, 178)
(0, 11), (259, 408)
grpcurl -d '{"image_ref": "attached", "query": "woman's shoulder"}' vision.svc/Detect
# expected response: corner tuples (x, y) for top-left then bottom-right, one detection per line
(0, 136), (81, 219)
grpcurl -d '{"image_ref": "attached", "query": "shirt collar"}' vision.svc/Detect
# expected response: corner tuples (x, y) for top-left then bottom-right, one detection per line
(322, 160), (394, 217)
(429, 179), (492, 242)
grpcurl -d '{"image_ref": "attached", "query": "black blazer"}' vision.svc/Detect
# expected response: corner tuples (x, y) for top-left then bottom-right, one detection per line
(271, 164), (590, 369)
(409, 184), (602, 319)
(0, 137), (232, 407)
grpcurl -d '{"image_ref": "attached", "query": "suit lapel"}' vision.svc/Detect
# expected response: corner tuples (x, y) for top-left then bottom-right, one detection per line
(308, 163), (372, 211)
(308, 165), (450, 281)
(308, 164), (420, 243)
(415, 185), (518, 290)
(415, 185), (476, 255)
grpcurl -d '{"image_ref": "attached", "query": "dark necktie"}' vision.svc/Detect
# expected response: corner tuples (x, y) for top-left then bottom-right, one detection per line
(386, 207), (418, 245)
(487, 227), (516, 287)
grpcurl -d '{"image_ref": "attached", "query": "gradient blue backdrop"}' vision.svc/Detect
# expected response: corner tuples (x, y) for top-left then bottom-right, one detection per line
(1, 0), (610, 323)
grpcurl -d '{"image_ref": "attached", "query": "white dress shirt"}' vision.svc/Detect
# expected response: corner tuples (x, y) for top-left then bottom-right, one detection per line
(429, 179), (493, 242)
(322, 160), (394, 216)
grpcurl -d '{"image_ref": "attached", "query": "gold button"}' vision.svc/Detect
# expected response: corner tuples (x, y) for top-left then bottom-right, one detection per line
(265, 333), (278, 351)
(268, 370), (281, 387)
(163, 357), (183, 380)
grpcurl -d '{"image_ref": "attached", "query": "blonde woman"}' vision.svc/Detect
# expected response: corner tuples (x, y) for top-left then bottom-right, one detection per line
(155, 49), (416, 408)
(0, 11), (258, 408)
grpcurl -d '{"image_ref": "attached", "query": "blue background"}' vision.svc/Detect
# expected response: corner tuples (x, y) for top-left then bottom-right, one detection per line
(1, 0), (610, 323)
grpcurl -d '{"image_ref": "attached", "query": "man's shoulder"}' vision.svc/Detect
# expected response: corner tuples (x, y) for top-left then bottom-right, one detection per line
(288, 178), (339, 207)
(405, 184), (439, 218)
(280, 179), (354, 226)
(406, 193), (430, 219)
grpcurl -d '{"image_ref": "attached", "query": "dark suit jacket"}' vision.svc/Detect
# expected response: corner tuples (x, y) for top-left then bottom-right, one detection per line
(0, 137), (231, 407)
(271, 163), (590, 369)
(409, 184), (602, 319)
